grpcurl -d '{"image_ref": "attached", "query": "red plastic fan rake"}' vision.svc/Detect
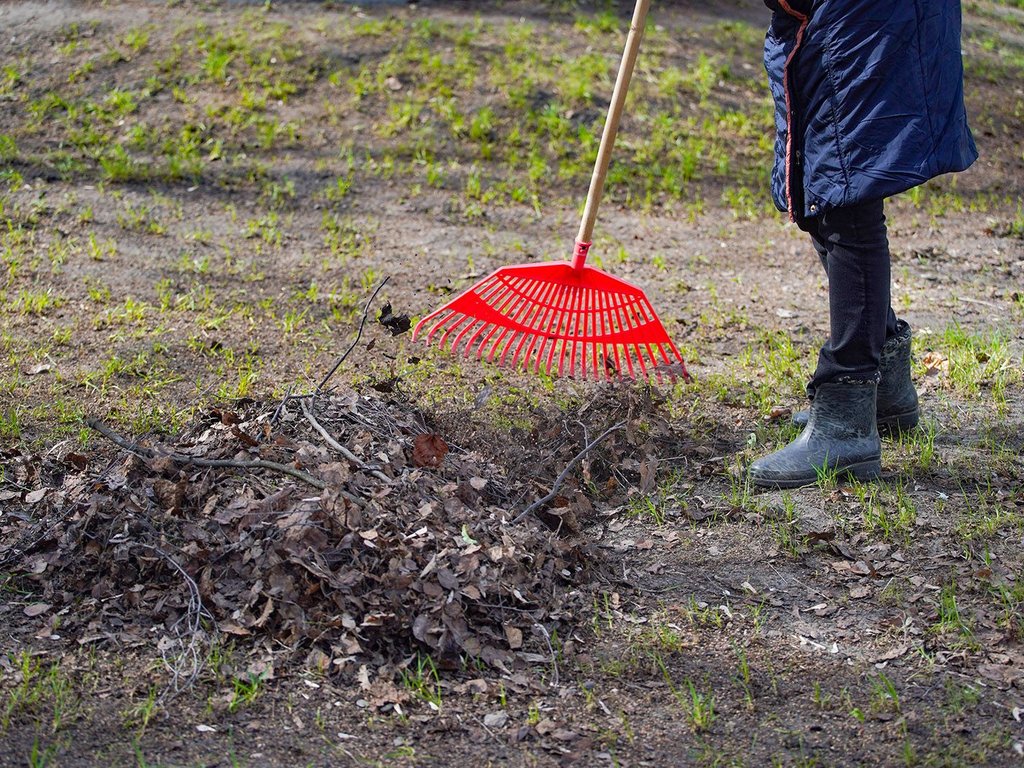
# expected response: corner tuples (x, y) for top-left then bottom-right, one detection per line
(413, 0), (687, 381)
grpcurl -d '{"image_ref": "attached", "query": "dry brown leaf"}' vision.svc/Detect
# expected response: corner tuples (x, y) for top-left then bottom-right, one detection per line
(24, 488), (47, 504)
(921, 350), (949, 376)
(504, 626), (523, 649)
(412, 434), (448, 468)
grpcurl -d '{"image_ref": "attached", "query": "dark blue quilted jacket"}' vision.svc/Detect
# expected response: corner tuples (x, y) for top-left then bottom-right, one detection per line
(763, 0), (978, 221)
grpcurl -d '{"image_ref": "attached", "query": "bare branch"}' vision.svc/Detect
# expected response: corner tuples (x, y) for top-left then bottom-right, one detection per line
(315, 276), (390, 396)
(134, 542), (211, 701)
(512, 421), (625, 524)
(84, 417), (333, 494)
(300, 398), (394, 485)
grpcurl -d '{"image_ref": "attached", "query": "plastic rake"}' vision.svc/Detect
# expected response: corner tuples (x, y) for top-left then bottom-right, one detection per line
(413, 0), (687, 381)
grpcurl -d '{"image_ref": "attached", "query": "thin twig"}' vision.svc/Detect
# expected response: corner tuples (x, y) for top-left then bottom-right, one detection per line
(85, 417), (329, 492)
(955, 295), (999, 309)
(533, 621), (559, 687)
(268, 385), (294, 429)
(300, 399), (393, 485)
(512, 422), (625, 524)
(134, 542), (211, 701)
(315, 276), (390, 396)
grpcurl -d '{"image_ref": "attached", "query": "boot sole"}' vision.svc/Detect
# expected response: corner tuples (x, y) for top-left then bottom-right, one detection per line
(750, 458), (882, 490)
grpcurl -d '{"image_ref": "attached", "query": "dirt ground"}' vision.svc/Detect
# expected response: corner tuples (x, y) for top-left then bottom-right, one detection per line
(1, 1), (1022, 766)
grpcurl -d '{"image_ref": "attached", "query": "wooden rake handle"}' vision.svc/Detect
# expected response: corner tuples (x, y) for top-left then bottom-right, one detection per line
(572, 0), (652, 270)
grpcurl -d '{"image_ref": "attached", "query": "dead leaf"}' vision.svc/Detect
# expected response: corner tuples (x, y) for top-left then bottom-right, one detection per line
(869, 644), (908, 663)
(921, 351), (948, 377)
(23, 363), (52, 376)
(64, 453), (88, 471)
(504, 626), (523, 649)
(219, 621), (252, 636)
(24, 488), (47, 504)
(253, 597), (274, 628)
(412, 434), (448, 468)
(23, 603), (51, 617)
(978, 663), (1019, 686)
(377, 302), (411, 336)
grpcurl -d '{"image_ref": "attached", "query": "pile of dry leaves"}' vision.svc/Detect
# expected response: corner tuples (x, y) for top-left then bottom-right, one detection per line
(0, 386), (643, 680)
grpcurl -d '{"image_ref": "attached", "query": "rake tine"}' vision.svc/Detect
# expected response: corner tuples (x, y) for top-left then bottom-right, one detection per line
(542, 291), (567, 375)
(569, 284), (586, 377)
(632, 343), (650, 377)
(581, 287), (595, 379)
(482, 325), (512, 361)
(588, 289), (602, 380)
(506, 304), (545, 368)
(435, 312), (473, 350)
(644, 342), (659, 375)
(599, 293), (610, 379)
(611, 299), (636, 377)
(557, 285), (582, 377)
(518, 279), (561, 371)
(491, 281), (546, 363)
(593, 290), (606, 380)
(584, 288), (597, 376)
(452, 316), (487, 356)
(503, 330), (529, 368)
(471, 284), (524, 357)
(540, 284), (571, 375)
(567, 285), (586, 378)
(623, 342), (638, 378)
(597, 291), (615, 378)
(470, 280), (523, 351)
(504, 280), (552, 367)
(587, 289), (598, 380)
(421, 308), (457, 343)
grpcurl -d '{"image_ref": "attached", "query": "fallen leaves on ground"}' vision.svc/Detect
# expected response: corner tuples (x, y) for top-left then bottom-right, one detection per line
(0, 389), (613, 679)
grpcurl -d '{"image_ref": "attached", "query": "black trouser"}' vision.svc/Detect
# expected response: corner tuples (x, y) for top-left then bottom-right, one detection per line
(802, 199), (899, 395)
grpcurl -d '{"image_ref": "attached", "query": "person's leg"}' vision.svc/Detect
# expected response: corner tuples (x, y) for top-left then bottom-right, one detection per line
(792, 202), (918, 432)
(749, 199), (894, 488)
(808, 199), (897, 392)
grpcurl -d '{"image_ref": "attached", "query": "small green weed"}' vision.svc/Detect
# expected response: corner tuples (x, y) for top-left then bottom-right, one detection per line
(228, 671), (266, 713)
(400, 655), (442, 711)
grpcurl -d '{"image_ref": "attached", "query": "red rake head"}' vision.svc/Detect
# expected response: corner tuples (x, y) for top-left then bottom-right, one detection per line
(413, 261), (688, 381)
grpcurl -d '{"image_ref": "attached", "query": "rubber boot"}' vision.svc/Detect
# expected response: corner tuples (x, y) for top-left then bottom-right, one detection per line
(793, 320), (919, 434)
(750, 380), (882, 489)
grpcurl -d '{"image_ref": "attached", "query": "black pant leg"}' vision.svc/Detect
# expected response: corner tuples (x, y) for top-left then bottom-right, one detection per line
(807, 199), (899, 392)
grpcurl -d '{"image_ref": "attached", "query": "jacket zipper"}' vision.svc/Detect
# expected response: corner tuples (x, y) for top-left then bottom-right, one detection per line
(776, 1), (809, 222)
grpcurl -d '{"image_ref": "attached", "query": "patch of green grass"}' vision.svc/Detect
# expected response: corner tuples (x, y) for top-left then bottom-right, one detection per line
(654, 654), (716, 733)
(769, 492), (802, 556)
(11, 288), (64, 316)
(854, 481), (917, 543)
(869, 671), (901, 715)
(942, 678), (981, 716)
(931, 324), (1023, 408)
(1, 653), (79, 734)
(929, 581), (979, 650)
(400, 655), (442, 712)
(228, 671), (266, 713)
